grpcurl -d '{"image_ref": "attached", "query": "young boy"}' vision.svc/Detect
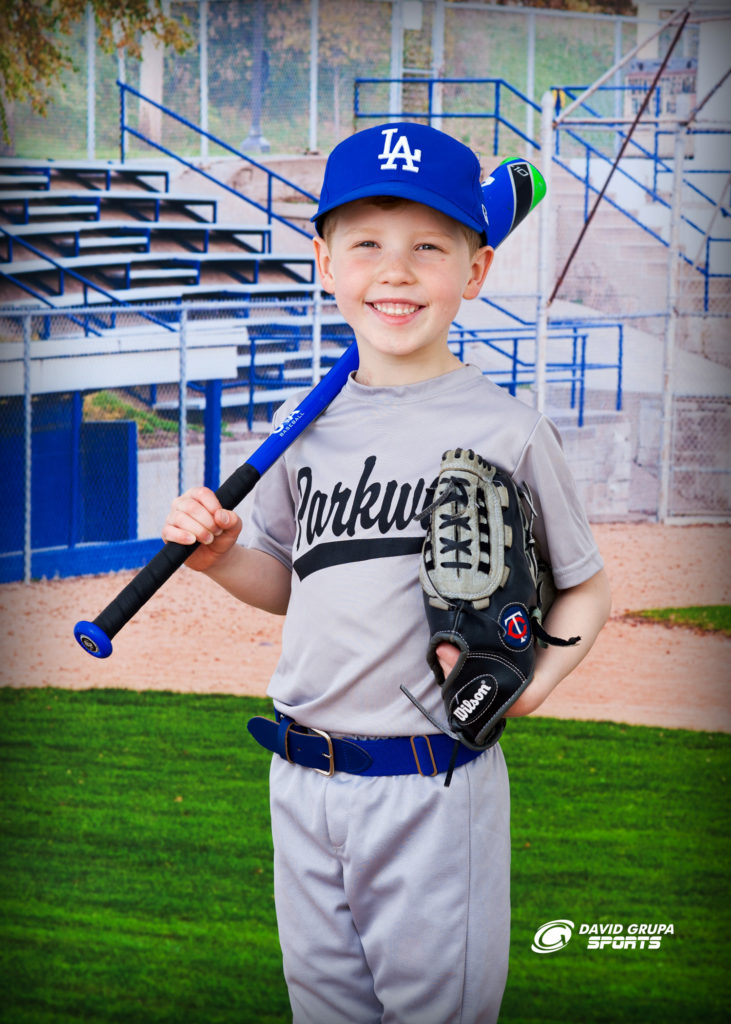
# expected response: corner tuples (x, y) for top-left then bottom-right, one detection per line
(163, 123), (611, 1024)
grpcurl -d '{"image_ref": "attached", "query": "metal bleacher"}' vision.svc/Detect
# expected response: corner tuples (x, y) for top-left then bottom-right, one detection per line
(0, 158), (314, 304)
(0, 220), (272, 260)
(0, 154), (344, 434)
(2, 250), (316, 296)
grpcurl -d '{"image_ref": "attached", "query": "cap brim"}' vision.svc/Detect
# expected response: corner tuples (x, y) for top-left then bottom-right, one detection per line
(312, 181), (487, 241)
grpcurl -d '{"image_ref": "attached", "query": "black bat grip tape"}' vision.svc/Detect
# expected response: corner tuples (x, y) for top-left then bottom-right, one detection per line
(74, 462), (261, 658)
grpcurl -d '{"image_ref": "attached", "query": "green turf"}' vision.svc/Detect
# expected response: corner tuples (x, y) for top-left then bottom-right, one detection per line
(0, 689), (728, 1024)
(0, 689), (285, 1024)
(625, 604), (731, 637)
(498, 717), (730, 1024)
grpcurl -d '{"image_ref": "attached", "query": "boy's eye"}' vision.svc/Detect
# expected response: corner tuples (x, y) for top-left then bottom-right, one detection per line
(416, 243), (440, 251)
(355, 240), (378, 248)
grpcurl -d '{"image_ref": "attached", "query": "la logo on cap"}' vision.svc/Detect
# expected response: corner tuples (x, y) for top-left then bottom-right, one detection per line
(377, 127), (422, 173)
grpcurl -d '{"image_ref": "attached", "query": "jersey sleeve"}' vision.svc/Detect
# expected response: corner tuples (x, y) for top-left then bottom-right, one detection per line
(240, 402), (299, 572)
(514, 415), (604, 590)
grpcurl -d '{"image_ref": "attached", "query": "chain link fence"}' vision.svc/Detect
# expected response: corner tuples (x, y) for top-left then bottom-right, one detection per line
(6, 0), (642, 162)
(1, 2), (729, 583)
(2, 288), (728, 582)
(0, 297), (358, 582)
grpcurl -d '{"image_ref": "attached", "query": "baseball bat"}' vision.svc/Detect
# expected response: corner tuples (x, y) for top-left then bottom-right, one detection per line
(74, 156), (545, 658)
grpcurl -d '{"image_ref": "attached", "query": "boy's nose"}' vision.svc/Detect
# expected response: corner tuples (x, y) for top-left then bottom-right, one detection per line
(378, 250), (415, 284)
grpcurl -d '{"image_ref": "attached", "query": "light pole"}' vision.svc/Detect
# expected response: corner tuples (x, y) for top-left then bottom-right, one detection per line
(241, 0), (270, 152)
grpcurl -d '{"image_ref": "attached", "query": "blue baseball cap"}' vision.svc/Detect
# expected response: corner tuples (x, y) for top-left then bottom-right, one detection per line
(312, 122), (489, 243)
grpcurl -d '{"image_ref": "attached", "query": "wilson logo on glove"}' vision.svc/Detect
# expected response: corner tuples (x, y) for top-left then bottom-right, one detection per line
(452, 678), (497, 723)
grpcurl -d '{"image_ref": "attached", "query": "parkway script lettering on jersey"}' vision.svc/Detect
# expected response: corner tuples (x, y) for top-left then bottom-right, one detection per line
(292, 455), (438, 579)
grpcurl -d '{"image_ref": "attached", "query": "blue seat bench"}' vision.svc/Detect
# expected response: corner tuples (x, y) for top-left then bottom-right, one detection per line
(1, 251), (315, 295)
(0, 189), (218, 224)
(0, 220), (272, 260)
(0, 158), (171, 192)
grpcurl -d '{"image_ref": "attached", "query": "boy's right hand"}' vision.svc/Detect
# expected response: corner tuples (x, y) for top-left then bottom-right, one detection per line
(162, 486), (242, 573)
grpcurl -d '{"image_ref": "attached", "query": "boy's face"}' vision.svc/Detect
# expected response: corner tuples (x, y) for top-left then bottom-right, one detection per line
(313, 199), (493, 383)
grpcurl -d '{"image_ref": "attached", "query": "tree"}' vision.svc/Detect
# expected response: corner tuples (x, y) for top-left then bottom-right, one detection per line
(266, 0), (389, 143)
(481, 0), (637, 13)
(0, 0), (192, 141)
(445, 0), (636, 12)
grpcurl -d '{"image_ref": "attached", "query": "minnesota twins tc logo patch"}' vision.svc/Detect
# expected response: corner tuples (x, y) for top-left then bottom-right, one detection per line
(499, 604), (532, 649)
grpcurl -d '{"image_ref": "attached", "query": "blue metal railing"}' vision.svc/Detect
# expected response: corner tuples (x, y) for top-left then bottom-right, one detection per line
(0, 226), (175, 338)
(114, 81), (607, 414)
(118, 81), (318, 240)
(556, 83), (729, 212)
(354, 77), (540, 156)
(452, 297), (624, 428)
(352, 75), (729, 312)
(552, 84), (730, 308)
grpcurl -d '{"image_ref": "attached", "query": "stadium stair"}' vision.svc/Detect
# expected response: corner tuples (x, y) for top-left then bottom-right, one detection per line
(0, 156), (352, 429)
(549, 163), (729, 365)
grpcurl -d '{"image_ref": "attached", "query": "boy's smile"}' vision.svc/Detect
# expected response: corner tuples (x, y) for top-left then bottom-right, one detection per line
(314, 199), (492, 385)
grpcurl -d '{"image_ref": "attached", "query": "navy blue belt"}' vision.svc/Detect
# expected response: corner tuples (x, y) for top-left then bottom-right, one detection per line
(247, 713), (484, 780)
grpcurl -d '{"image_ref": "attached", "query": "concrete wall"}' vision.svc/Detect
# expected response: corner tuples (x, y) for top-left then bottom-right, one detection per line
(553, 412), (633, 521)
(137, 414), (634, 537)
(137, 439), (262, 540)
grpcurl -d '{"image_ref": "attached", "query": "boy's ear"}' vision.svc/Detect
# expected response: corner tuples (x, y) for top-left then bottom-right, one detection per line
(463, 245), (494, 300)
(313, 236), (336, 294)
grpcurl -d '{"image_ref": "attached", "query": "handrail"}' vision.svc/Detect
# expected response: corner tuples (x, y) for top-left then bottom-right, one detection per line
(0, 226), (174, 334)
(354, 76), (540, 156)
(449, 309), (623, 427)
(350, 74), (729, 309)
(550, 82), (730, 306)
(553, 125), (729, 286)
(118, 81), (318, 240)
(355, 75), (540, 112)
(558, 83), (730, 212)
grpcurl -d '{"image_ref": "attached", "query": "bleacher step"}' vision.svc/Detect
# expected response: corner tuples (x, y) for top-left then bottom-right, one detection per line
(25, 204), (99, 218)
(126, 267), (199, 281)
(75, 234), (149, 250)
(0, 174), (49, 187)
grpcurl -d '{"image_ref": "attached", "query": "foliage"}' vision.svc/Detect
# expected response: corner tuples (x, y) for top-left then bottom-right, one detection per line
(452, 0), (638, 14)
(84, 389), (186, 436)
(249, 0), (390, 140)
(626, 605), (731, 637)
(0, 0), (193, 141)
(83, 389), (234, 445)
(0, 688), (728, 1023)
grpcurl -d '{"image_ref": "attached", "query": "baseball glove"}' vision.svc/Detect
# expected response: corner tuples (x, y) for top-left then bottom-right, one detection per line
(402, 448), (579, 777)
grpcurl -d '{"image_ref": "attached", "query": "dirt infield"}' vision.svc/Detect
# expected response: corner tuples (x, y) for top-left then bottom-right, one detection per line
(1, 523), (729, 733)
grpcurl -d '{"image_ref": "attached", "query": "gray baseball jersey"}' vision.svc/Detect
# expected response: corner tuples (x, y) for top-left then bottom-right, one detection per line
(243, 364), (603, 739)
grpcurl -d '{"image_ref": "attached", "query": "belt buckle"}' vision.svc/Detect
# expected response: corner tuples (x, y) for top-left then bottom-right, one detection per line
(310, 727), (335, 777)
(284, 722), (335, 777)
(410, 735), (438, 777)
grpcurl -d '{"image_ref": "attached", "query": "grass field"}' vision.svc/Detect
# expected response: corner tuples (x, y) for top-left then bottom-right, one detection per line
(625, 605), (731, 637)
(1, 688), (729, 1024)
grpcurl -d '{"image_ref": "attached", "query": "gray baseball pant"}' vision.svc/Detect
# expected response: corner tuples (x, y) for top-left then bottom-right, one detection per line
(269, 743), (511, 1024)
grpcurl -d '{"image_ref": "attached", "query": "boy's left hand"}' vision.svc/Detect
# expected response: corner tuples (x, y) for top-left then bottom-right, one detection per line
(436, 568), (611, 720)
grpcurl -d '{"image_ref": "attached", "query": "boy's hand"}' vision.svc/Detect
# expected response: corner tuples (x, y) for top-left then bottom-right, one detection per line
(435, 642), (459, 679)
(162, 486), (242, 573)
(436, 641), (535, 717)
